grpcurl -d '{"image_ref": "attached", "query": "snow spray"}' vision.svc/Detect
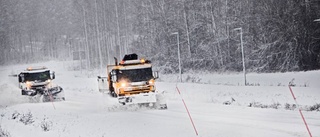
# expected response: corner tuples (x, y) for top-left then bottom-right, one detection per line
(288, 85), (312, 137)
(176, 86), (199, 136)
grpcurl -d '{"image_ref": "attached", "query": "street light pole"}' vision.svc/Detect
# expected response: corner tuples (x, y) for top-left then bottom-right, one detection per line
(172, 32), (182, 82)
(234, 27), (247, 86)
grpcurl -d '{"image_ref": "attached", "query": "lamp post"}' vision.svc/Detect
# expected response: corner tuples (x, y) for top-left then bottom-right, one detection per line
(172, 32), (182, 82)
(233, 27), (247, 86)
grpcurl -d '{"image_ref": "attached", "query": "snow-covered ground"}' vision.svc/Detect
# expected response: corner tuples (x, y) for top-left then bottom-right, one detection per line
(0, 60), (319, 137)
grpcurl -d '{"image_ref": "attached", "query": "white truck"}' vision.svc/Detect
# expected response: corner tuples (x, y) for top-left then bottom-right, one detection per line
(18, 66), (65, 102)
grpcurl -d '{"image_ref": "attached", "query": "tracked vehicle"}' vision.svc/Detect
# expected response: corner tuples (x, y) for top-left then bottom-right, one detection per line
(98, 54), (167, 109)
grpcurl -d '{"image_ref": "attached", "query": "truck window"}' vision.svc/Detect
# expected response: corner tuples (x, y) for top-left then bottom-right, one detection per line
(24, 71), (50, 82)
(117, 68), (153, 82)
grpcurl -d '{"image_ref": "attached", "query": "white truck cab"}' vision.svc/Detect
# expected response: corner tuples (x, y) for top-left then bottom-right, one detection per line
(18, 66), (65, 102)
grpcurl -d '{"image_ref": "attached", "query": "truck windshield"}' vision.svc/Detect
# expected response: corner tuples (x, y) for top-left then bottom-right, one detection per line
(117, 68), (153, 82)
(24, 71), (50, 82)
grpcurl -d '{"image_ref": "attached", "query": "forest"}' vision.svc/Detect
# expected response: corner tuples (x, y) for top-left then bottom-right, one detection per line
(0, 0), (319, 73)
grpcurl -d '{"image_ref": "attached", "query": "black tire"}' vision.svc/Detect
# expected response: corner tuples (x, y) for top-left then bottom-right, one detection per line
(111, 92), (117, 97)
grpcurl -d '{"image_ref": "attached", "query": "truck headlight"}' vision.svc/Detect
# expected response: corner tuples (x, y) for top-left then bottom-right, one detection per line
(120, 81), (127, 87)
(148, 79), (155, 85)
(26, 81), (32, 89)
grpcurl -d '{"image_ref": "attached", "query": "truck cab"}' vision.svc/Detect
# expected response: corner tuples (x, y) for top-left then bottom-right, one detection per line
(19, 67), (54, 94)
(18, 66), (65, 102)
(109, 59), (158, 97)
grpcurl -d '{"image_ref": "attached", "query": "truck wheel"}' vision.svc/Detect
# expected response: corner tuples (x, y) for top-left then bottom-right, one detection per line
(110, 91), (117, 97)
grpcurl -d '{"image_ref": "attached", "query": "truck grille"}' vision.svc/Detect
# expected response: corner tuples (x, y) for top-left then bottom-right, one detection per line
(123, 86), (150, 92)
(31, 85), (46, 90)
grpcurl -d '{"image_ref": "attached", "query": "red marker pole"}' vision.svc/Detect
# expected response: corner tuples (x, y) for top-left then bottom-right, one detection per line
(176, 86), (198, 136)
(48, 91), (56, 110)
(288, 86), (312, 137)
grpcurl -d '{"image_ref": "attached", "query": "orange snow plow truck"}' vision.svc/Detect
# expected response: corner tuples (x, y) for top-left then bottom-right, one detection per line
(98, 53), (167, 109)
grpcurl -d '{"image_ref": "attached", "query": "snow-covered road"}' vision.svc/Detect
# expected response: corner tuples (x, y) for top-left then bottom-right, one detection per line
(2, 100), (319, 137)
(0, 61), (319, 137)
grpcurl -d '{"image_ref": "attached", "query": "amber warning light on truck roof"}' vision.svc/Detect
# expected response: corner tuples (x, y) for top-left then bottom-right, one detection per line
(119, 59), (149, 65)
(26, 66), (47, 71)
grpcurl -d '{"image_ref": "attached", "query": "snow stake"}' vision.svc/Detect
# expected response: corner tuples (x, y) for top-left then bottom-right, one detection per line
(176, 86), (198, 136)
(288, 85), (312, 137)
(48, 91), (56, 110)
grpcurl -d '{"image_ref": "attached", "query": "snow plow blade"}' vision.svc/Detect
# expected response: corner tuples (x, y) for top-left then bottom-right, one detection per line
(22, 89), (38, 96)
(118, 92), (167, 109)
(118, 92), (157, 105)
(44, 86), (65, 102)
(22, 86), (65, 102)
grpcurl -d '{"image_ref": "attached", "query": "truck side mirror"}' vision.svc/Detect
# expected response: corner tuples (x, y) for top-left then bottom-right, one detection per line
(51, 71), (55, 80)
(110, 70), (117, 82)
(153, 71), (159, 79)
(18, 73), (25, 82)
(18, 74), (22, 82)
(112, 75), (117, 82)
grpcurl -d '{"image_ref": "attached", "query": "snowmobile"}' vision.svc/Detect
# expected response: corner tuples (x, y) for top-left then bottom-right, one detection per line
(18, 66), (65, 102)
(98, 53), (167, 109)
